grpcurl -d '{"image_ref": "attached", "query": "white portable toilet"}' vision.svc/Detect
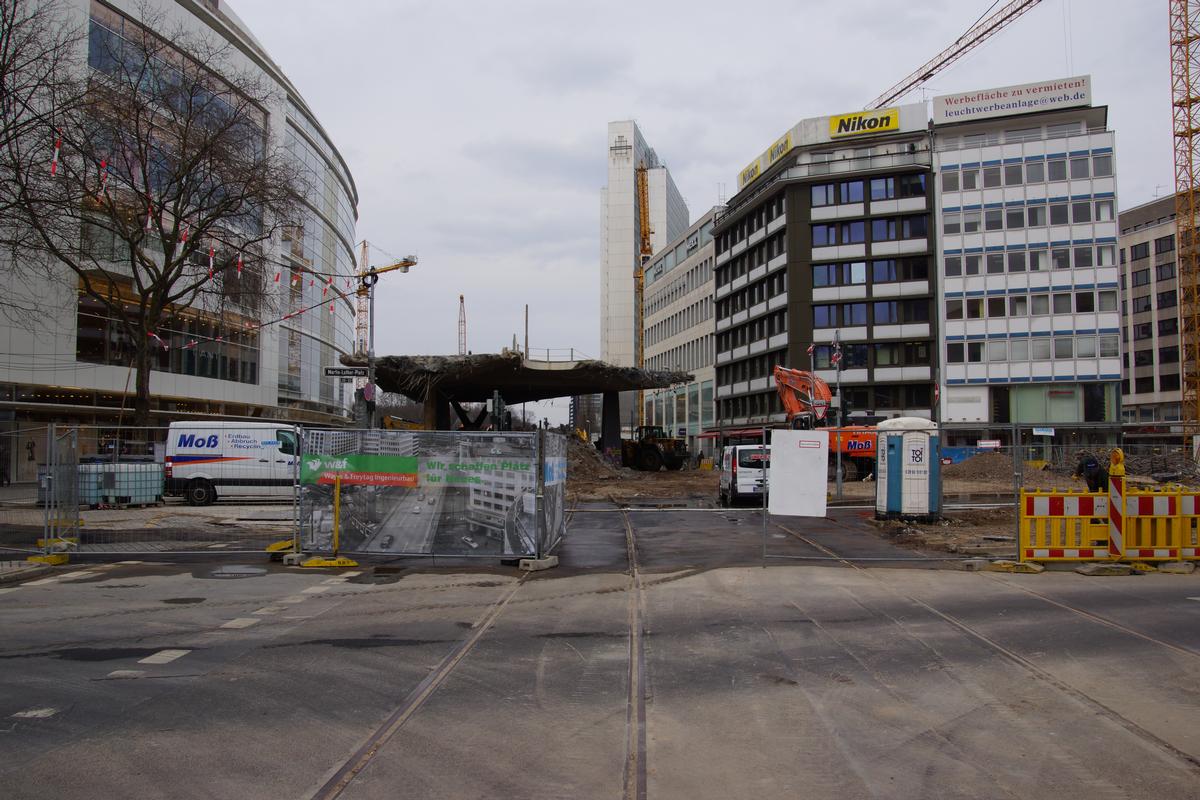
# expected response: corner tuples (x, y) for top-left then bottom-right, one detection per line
(874, 417), (940, 521)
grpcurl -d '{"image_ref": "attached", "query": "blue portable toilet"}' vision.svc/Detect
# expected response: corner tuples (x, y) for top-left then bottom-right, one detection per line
(875, 417), (940, 522)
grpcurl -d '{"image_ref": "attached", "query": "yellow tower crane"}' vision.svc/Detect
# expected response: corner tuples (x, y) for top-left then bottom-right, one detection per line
(1171, 0), (1200, 435)
(635, 161), (653, 427)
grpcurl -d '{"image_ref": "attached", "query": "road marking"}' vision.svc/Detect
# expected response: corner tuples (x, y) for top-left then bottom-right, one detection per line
(253, 606), (286, 615)
(1188, 597), (1200, 602)
(11, 707), (58, 719)
(206, 543), (230, 549)
(340, 571), (362, 578)
(138, 649), (191, 665)
(220, 617), (260, 629)
(106, 670), (145, 679)
(0, 587), (19, 595)
(23, 578), (59, 586)
(280, 595), (308, 603)
(60, 570), (93, 578)
(302, 585), (331, 594)
(117, 560), (144, 565)
(321, 577), (347, 585)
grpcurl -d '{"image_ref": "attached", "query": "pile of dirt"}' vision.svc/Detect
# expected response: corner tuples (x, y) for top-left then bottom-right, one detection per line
(1122, 450), (1200, 483)
(566, 437), (621, 482)
(942, 453), (1051, 487)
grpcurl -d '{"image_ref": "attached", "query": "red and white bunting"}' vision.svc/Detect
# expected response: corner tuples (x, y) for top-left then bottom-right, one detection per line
(236, 252), (243, 279)
(329, 302), (335, 314)
(322, 285), (328, 298)
(50, 131), (61, 175)
(99, 159), (109, 191)
(145, 193), (154, 230)
(274, 271), (281, 283)
(207, 246), (215, 280)
(180, 222), (190, 243)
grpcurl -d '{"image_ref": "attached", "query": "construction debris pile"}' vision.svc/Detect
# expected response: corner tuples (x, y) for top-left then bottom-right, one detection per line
(566, 437), (621, 482)
(942, 453), (1055, 488)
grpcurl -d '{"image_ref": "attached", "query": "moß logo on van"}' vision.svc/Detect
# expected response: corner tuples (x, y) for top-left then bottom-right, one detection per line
(177, 434), (219, 448)
(828, 108), (900, 138)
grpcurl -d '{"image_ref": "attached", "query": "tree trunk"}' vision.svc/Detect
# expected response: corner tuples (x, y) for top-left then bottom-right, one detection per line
(132, 341), (153, 428)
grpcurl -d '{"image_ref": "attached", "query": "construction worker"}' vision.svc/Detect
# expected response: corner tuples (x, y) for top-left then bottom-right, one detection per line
(1072, 452), (1109, 492)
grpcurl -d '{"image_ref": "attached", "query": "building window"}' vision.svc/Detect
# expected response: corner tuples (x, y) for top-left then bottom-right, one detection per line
(1008, 251), (1027, 272)
(1071, 201), (1092, 223)
(1133, 322), (1153, 340)
(988, 341), (1007, 361)
(1052, 248), (1071, 269)
(813, 305), (837, 327)
(1026, 161), (1045, 182)
(1004, 164), (1023, 185)
(1009, 296), (1029, 316)
(961, 169), (980, 190)
(1095, 199), (1115, 221)
(843, 303), (868, 326)
(986, 253), (1004, 274)
(1157, 262), (1176, 281)
(874, 301), (898, 324)
(1050, 203), (1069, 225)
(1099, 335), (1119, 357)
(943, 212), (961, 235)
(1159, 317), (1179, 336)
(987, 297), (1006, 317)
(1130, 242), (1150, 260)
(1031, 294), (1050, 315)
(1048, 159), (1067, 181)
(1093, 154), (1113, 177)
(1155, 234), (1176, 254)
(963, 210), (981, 233)
(946, 299), (963, 319)
(966, 298), (984, 319)
(842, 220), (865, 244)
(1027, 205), (1046, 226)
(1161, 374), (1181, 391)
(1070, 157), (1090, 179)
(942, 171), (959, 192)
(1006, 207), (1025, 229)
(1160, 346), (1180, 364)
(812, 224), (837, 246)
(1134, 349), (1154, 367)
(1075, 292), (1095, 312)
(1098, 290), (1117, 311)
(1131, 268), (1151, 287)
(1011, 339), (1030, 360)
(945, 256), (962, 277)
(983, 166), (1002, 188)
(1132, 295), (1152, 313)
(1074, 247), (1093, 268)
(1158, 290), (1178, 309)
(1052, 293), (1072, 314)
(947, 343), (964, 363)
(1054, 337), (1074, 358)
(985, 209), (1003, 230)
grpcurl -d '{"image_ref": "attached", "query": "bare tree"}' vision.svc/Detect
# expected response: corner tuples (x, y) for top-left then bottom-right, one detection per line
(0, 0), (85, 321)
(0, 3), (304, 425)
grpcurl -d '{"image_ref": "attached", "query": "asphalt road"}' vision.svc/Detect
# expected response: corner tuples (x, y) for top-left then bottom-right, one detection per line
(0, 507), (1197, 799)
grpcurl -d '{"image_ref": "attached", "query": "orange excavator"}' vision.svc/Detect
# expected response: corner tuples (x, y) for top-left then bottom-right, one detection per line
(773, 366), (878, 480)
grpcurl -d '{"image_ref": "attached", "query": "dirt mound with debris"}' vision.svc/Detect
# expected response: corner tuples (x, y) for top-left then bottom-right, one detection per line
(873, 506), (1016, 556)
(566, 438), (621, 482)
(943, 453), (1052, 487)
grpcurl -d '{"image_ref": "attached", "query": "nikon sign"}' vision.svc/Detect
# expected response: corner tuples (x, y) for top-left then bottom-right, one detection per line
(828, 108), (900, 138)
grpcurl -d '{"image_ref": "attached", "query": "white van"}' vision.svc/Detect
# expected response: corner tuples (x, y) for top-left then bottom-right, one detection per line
(718, 444), (771, 507)
(165, 422), (299, 505)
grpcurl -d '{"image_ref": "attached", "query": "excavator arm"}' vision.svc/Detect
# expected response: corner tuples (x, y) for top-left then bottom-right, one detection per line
(773, 366), (833, 428)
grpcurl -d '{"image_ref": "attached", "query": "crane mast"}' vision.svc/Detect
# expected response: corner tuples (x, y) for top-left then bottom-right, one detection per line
(355, 241), (370, 390)
(867, 0), (1043, 109)
(1171, 0), (1200, 430)
(635, 161), (653, 427)
(458, 294), (467, 356)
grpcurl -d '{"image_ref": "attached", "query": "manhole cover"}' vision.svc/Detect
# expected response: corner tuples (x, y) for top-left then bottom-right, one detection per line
(208, 565), (266, 579)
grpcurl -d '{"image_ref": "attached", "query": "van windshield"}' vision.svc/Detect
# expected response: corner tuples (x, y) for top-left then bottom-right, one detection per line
(737, 449), (770, 469)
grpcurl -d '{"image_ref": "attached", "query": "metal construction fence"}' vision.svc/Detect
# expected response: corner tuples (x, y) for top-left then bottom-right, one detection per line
(298, 429), (566, 559)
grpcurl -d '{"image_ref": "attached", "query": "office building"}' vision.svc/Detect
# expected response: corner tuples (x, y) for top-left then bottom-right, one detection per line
(643, 208), (719, 457)
(711, 105), (937, 433)
(1118, 196), (1182, 422)
(600, 121), (689, 428)
(0, 0), (358, 449)
(932, 76), (1122, 446)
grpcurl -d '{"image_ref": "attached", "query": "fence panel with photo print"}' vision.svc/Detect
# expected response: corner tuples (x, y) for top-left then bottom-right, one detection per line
(299, 429), (566, 559)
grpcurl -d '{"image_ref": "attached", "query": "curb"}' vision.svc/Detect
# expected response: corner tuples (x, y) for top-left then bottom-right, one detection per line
(0, 563), (54, 585)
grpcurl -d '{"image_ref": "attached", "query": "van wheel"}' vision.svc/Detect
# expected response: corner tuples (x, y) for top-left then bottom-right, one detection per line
(187, 478), (216, 506)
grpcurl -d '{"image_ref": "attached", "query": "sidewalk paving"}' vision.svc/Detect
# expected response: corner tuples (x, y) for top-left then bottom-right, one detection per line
(0, 559), (53, 584)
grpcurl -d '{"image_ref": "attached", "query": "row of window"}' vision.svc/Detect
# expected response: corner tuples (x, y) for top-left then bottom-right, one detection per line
(1125, 235), (1174, 262)
(945, 245), (1116, 276)
(647, 258), (713, 316)
(645, 335), (713, 373)
(717, 349), (788, 387)
(1129, 317), (1179, 340)
(714, 194), (785, 255)
(1128, 263), (1176, 287)
(646, 297), (712, 348)
(1128, 290), (1177, 314)
(811, 214), (929, 247)
(811, 341), (931, 370)
(811, 174), (927, 207)
(714, 231), (786, 288)
(940, 153), (1113, 192)
(812, 257), (930, 287)
(716, 271), (787, 321)
(813, 299), (930, 328)
(1130, 346), (1180, 367)
(947, 335), (1120, 364)
(716, 311), (787, 353)
(946, 290), (1118, 320)
(943, 198), (1114, 234)
(1126, 374), (1182, 395)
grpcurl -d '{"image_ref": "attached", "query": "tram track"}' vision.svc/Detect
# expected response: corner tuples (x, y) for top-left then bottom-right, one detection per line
(772, 517), (1200, 775)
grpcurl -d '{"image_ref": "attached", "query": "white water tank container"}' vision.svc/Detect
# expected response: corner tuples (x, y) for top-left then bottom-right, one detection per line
(874, 417), (940, 521)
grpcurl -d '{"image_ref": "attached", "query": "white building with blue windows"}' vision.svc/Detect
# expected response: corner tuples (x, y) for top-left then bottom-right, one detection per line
(932, 76), (1122, 448)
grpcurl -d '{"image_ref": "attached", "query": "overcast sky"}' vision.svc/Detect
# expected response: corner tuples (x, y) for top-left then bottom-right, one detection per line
(232, 0), (1166, 421)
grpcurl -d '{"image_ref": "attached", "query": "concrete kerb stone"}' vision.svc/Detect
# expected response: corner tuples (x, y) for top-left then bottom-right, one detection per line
(519, 555), (559, 572)
(958, 558), (991, 571)
(0, 562), (55, 585)
(1158, 561), (1196, 575)
(1074, 562), (1133, 577)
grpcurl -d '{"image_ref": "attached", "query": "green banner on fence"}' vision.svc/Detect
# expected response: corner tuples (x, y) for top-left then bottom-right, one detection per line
(300, 454), (419, 487)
